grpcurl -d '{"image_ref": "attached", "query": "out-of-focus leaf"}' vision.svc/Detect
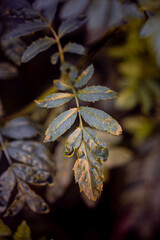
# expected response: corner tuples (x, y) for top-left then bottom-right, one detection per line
(54, 79), (71, 91)
(13, 220), (31, 240)
(63, 42), (85, 55)
(74, 64), (94, 88)
(116, 88), (138, 111)
(35, 93), (74, 108)
(5, 191), (24, 217)
(13, 163), (52, 186)
(46, 142), (74, 203)
(122, 116), (155, 144)
(0, 150), (2, 161)
(51, 52), (60, 65)
(33, 0), (59, 22)
(80, 107), (122, 135)
(1, 39), (26, 65)
(77, 85), (117, 102)
(65, 127), (82, 157)
(1, 117), (38, 139)
(60, 0), (89, 19)
(22, 37), (56, 63)
(44, 108), (78, 142)
(5, 20), (49, 40)
(73, 141), (104, 201)
(140, 16), (160, 65)
(58, 16), (87, 38)
(0, 219), (12, 237)
(0, 168), (16, 213)
(83, 127), (108, 162)
(6, 140), (55, 173)
(0, 62), (18, 80)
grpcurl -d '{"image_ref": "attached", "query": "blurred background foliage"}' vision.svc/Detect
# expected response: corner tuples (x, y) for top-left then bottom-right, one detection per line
(0, 0), (160, 239)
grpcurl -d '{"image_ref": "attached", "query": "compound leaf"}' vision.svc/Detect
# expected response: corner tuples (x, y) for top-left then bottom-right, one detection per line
(13, 220), (31, 240)
(35, 93), (74, 108)
(65, 127), (82, 157)
(80, 107), (122, 135)
(22, 37), (56, 63)
(77, 85), (117, 102)
(74, 64), (94, 88)
(0, 168), (16, 213)
(58, 16), (87, 38)
(0, 219), (12, 237)
(5, 20), (49, 40)
(1, 117), (38, 140)
(73, 141), (104, 201)
(45, 108), (78, 142)
(6, 140), (55, 173)
(63, 42), (85, 55)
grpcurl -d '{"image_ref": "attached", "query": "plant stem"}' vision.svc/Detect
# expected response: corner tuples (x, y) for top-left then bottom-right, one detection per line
(49, 25), (65, 64)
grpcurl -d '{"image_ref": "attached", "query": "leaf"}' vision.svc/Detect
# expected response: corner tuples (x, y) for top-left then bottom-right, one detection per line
(5, 20), (49, 40)
(80, 107), (122, 135)
(82, 127), (108, 161)
(65, 127), (82, 156)
(63, 42), (85, 55)
(0, 62), (18, 80)
(13, 220), (31, 240)
(73, 141), (104, 201)
(12, 163), (53, 186)
(35, 93), (74, 108)
(22, 37), (56, 63)
(0, 150), (2, 161)
(51, 52), (60, 65)
(44, 108), (78, 142)
(5, 191), (24, 217)
(54, 79), (71, 91)
(0, 168), (16, 213)
(19, 181), (49, 213)
(0, 219), (12, 237)
(58, 16), (87, 38)
(1, 117), (38, 139)
(6, 141), (55, 173)
(77, 85), (117, 102)
(74, 64), (94, 88)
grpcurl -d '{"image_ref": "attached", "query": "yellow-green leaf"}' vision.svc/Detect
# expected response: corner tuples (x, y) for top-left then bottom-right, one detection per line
(13, 221), (31, 240)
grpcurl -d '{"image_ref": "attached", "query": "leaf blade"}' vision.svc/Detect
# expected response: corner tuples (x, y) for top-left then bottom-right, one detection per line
(35, 93), (74, 108)
(74, 64), (94, 88)
(80, 107), (122, 135)
(63, 42), (85, 55)
(65, 127), (82, 156)
(13, 221), (31, 240)
(45, 108), (78, 142)
(22, 37), (56, 63)
(77, 85), (117, 102)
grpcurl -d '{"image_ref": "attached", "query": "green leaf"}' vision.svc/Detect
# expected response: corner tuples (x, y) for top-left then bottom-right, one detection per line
(74, 64), (94, 88)
(22, 37), (56, 63)
(44, 108), (78, 142)
(83, 127), (108, 161)
(6, 141), (55, 173)
(35, 93), (74, 108)
(80, 107), (122, 135)
(12, 163), (53, 186)
(73, 141), (104, 201)
(0, 168), (16, 213)
(63, 42), (85, 55)
(58, 16), (87, 38)
(0, 219), (12, 237)
(1, 117), (38, 140)
(51, 52), (60, 65)
(77, 85), (117, 102)
(5, 20), (49, 40)
(65, 127), (82, 156)
(13, 220), (31, 240)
